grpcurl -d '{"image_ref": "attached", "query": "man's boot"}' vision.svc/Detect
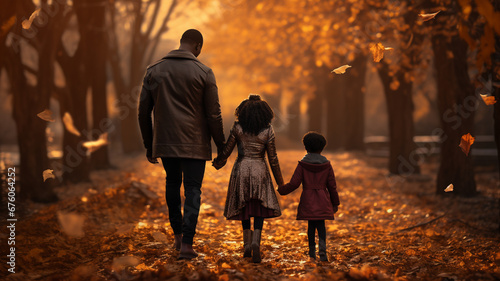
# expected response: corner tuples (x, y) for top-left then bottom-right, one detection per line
(318, 237), (328, 262)
(174, 234), (182, 251)
(252, 229), (262, 263)
(243, 229), (253, 257)
(178, 243), (198, 260)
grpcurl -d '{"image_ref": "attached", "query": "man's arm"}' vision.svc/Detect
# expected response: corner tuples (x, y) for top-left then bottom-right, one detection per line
(138, 70), (156, 162)
(203, 69), (225, 152)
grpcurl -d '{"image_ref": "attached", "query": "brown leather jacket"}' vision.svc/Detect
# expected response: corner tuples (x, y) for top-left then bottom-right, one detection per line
(138, 50), (225, 160)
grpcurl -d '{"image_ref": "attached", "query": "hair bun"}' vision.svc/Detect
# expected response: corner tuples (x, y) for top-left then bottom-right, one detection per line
(248, 94), (261, 101)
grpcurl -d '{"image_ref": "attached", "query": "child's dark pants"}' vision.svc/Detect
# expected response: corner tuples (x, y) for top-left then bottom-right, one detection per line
(308, 220), (327, 260)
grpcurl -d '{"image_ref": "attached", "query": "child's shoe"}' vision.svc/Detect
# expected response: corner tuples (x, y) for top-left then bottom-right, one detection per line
(318, 237), (328, 262)
(308, 241), (316, 260)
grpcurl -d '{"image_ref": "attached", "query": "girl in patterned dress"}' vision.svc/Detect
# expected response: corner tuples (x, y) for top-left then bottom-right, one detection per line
(213, 94), (284, 263)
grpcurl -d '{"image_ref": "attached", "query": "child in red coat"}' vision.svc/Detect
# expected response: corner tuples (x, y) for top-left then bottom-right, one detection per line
(278, 132), (340, 261)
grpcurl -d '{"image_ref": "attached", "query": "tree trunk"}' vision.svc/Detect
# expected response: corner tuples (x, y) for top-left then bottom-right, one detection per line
(14, 90), (56, 202)
(325, 67), (346, 150)
(6, 48), (56, 202)
(308, 66), (327, 133)
(88, 0), (110, 169)
(120, 1), (147, 153)
(286, 90), (302, 141)
(432, 31), (476, 196)
(492, 29), (500, 232)
(493, 28), (500, 183)
(57, 0), (93, 183)
(4, 1), (60, 202)
(342, 54), (368, 150)
(378, 62), (420, 175)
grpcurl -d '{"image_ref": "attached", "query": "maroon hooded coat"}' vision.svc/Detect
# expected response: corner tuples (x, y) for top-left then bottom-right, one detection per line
(278, 155), (340, 220)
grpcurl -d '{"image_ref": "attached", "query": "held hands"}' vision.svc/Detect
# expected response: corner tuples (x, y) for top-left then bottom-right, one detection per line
(147, 156), (159, 164)
(212, 157), (227, 170)
(146, 149), (158, 164)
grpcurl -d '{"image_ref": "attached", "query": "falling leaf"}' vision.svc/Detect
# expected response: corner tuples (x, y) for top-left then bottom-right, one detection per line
(459, 133), (475, 156)
(43, 169), (55, 182)
(83, 133), (108, 153)
(444, 184), (454, 192)
(480, 94), (497, 105)
(37, 109), (55, 122)
(63, 112), (81, 136)
(1, 16), (16, 37)
(112, 256), (140, 271)
(369, 43), (391, 62)
(418, 11), (440, 21)
(57, 211), (85, 238)
(22, 8), (41, 30)
(390, 79), (400, 91)
(331, 65), (352, 74)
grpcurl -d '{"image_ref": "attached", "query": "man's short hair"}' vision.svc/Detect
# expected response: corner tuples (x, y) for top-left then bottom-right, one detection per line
(303, 131), (327, 153)
(181, 29), (203, 46)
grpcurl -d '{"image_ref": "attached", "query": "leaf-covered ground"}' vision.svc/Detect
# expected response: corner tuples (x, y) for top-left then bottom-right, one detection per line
(2, 151), (500, 280)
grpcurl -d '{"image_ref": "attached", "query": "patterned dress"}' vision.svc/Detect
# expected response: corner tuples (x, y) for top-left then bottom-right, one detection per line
(218, 123), (284, 220)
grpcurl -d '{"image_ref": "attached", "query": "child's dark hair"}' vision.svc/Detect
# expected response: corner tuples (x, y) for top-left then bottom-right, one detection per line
(235, 94), (274, 135)
(303, 131), (327, 153)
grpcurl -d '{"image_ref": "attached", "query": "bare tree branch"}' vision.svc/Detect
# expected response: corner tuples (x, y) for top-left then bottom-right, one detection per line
(145, 0), (178, 65)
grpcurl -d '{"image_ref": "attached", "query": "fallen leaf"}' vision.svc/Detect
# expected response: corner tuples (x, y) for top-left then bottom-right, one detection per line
(369, 43), (391, 62)
(63, 112), (81, 136)
(42, 169), (55, 182)
(37, 109), (55, 122)
(459, 133), (474, 156)
(135, 263), (154, 271)
(418, 11), (440, 21)
(83, 133), (108, 153)
(112, 256), (140, 271)
(480, 94), (497, 105)
(444, 184), (453, 192)
(26, 248), (44, 262)
(22, 8), (41, 30)
(151, 231), (168, 243)
(331, 65), (352, 74)
(57, 211), (85, 238)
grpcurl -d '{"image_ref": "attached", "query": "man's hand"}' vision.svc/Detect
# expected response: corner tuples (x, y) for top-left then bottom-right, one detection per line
(147, 156), (159, 164)
(212, 157), (227, 170)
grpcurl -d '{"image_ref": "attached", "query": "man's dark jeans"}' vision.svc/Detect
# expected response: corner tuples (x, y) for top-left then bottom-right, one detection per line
(161, 157), (206, 245)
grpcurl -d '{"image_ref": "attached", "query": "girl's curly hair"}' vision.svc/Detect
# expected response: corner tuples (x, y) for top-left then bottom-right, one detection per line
(235, 94), (274, 135)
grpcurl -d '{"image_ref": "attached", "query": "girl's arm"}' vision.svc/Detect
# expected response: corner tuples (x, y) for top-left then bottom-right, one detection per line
(266, 126), (285, 186)
(213, 123), (237, 167)
(277, 164), (303, 195)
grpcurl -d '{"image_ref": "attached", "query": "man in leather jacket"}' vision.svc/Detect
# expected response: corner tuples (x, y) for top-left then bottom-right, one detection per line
(138, 29), (225, 259)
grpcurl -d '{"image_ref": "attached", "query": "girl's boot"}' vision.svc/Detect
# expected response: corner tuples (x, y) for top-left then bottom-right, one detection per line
(252, 229), (262, 263)
(243, 229), (253, 257)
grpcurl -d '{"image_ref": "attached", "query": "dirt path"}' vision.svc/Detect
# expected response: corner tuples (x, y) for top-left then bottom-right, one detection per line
(2, 151), (499, 280)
